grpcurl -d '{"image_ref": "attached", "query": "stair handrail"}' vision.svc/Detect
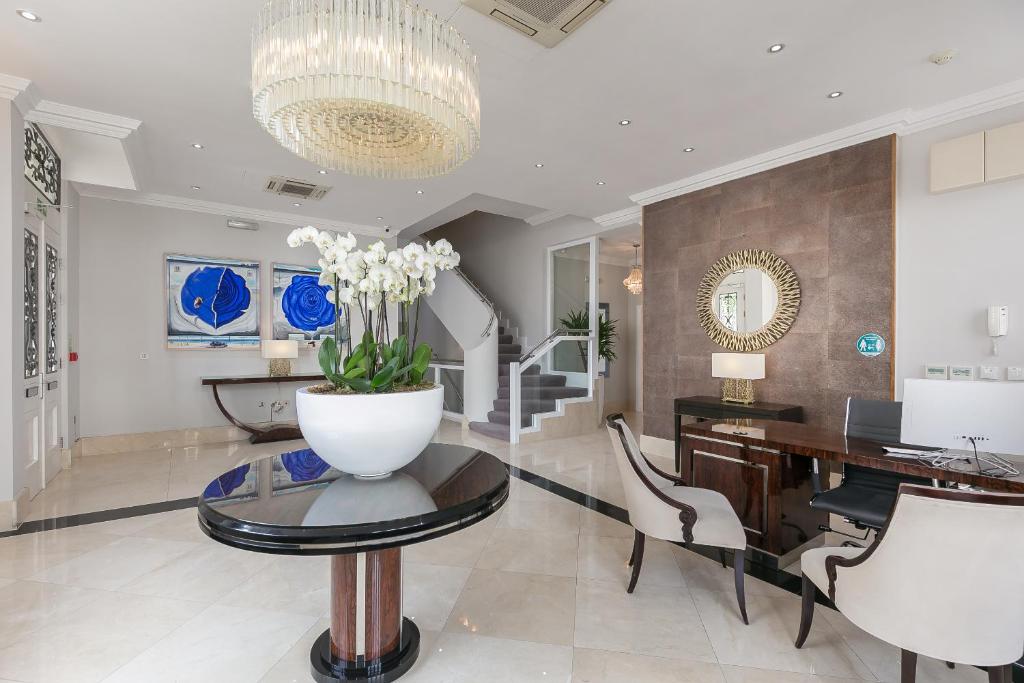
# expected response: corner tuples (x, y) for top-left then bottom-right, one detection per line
(509, 329), (594, 444)
(518, 327), (591, 369)
(411, 237), (497, 338)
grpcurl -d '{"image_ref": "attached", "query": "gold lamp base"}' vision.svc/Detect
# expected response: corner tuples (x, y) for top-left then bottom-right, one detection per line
(268, 359), (292, 377)
(721, 378), (755, 404)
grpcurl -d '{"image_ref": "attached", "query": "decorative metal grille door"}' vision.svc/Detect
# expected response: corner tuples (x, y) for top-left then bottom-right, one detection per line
(24, 229), (39, 379)
(45, 244), (58, 374)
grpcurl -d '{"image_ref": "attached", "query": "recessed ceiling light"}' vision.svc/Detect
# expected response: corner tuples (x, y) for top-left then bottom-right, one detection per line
(292, 202), (302, 207)
(416, 189), (424, 195)
(827, 91), (843, 99)
(191, 185), (201, 190)
(191, 143), (204, 149)
(535, 163), (544, 168)
(317, 169), (328, 174)
(596, 181), (606, 186)
(767, 43), (785, 53)
(16, 9), (40, 22)
(376, 217), (384, 221)
(618, 119), (631, 126)
(683, 147), (695, 153)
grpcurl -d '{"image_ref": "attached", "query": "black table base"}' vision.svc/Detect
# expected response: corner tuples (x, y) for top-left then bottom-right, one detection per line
(310, 619), (420, 683)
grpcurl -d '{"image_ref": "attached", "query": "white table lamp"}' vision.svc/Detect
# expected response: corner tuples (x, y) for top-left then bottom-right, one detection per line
(712, 353), (766, 404)
(263, 340), (298, 377)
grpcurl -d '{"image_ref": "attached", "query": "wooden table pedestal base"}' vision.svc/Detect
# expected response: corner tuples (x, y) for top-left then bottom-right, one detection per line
(311, 549), (419, 682)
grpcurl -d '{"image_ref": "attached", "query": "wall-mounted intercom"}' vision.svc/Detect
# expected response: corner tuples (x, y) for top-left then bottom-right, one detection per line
(988, 305), (1009, 355)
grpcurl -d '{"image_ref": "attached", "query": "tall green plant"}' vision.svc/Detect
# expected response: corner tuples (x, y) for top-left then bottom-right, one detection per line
(287, 227), (459, 393)
(558, 308), (618, 371)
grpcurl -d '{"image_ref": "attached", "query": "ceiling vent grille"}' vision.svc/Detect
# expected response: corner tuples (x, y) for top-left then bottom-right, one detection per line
(264, 176), (331, 200)
(462, 0), (610, 48)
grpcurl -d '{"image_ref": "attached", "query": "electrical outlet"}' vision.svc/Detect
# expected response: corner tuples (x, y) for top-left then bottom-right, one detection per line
(139, 352), (148, 360)
(1008, 367), (1024, 381)
(979, 366), (1001, 380)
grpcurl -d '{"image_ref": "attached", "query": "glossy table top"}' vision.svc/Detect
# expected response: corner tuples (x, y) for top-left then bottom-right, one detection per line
(201, 373), (325, 385)
(682, 419), (1024, 493)
(198, 444), (509, 555)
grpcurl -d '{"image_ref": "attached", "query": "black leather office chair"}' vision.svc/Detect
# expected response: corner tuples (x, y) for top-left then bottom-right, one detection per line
(809, 398), (931, 540)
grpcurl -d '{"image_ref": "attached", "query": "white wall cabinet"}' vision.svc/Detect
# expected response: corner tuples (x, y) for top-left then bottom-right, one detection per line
(930, 131), (985, 193)
(930, 120), (1024, 193)
(984, 120), (1024, 183)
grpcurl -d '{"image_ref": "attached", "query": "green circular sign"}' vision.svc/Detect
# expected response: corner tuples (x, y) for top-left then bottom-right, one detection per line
(856, 333), (885, 357)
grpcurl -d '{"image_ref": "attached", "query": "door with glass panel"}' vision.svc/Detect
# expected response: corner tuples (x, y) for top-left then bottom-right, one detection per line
(547, 237), (597, 388)
(41, 221), (62, 484)
(21, 222), (43, 496)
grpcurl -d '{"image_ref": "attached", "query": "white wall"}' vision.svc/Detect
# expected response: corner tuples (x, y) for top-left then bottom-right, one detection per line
(64, 184), (81, 443)
(596, 260), (634, 413)
(77, 197), (381, 437)
(896, 103), (1024, 394)
(426, 212), (607, 347)
(0, 99), (23, 503)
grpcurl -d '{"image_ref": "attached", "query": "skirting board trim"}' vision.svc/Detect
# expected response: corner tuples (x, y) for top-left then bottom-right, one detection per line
(79, 425), (256, 456)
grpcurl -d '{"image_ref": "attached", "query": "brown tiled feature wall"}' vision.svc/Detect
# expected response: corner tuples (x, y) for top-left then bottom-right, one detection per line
(642, 135), (895, 440)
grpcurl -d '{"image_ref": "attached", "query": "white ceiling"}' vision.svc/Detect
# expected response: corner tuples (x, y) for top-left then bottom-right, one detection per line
(3, 0), (1024, 235)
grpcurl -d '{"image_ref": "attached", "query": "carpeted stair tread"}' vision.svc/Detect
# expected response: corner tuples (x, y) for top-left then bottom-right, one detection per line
(498, 364), (541, 376)
(468, 421), (510, 441)
(498, 344), (522, 354)
(498, 373), (567, 387)
(486, 411), (533, 428)
(498, 334), (514, 345)
(497, 385), (588, 399)
(493, 398), (557, 413)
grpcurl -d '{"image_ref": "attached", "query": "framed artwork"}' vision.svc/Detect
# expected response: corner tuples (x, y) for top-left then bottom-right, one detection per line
(166, 254), (260, 349)
(271, 448), (337, 495)
(598, 303), (611, 377)
(272, 263), (347, 342)
(202, 461), (259, 503)
(24, 123), (61, 209)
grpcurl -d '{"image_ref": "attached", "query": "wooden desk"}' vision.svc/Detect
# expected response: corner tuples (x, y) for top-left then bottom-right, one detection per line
(674, 396), (803, 473)
(201, 374), (324, 444)
(680, 419), (1024, 559)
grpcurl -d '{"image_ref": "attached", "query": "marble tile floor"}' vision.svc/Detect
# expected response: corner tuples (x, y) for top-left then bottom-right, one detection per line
(0, 421), (991, 682)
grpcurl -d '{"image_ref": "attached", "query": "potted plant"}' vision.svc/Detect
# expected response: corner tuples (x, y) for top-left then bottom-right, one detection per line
(286, 226), (460, 478)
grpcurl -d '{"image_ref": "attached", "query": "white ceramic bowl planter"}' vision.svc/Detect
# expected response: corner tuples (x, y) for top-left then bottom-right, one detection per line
(296, 385), (444, 478)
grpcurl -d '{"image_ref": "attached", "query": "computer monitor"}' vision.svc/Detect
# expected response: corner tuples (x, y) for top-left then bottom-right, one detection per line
(901, 378), (1024, 455)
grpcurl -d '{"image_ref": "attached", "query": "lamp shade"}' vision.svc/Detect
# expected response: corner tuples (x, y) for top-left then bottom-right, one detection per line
(262, 339), (298, 360)
(712, 353), (765, 380)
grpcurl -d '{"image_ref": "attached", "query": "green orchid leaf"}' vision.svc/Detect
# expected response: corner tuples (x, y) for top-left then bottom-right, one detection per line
(318, 337), (339, 379)
(342, 366), (366, 379)
(371, 357), (401, 390)
(341, 377), (373, 393)
(392, 336), (409, 365)
(344, 346), (365, 373)
(408, 343), (432, 384)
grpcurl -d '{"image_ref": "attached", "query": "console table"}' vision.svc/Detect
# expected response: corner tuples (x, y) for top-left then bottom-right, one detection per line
(673, 395), (803, 473)
(201, 373), (324, 444)
(198, 444), (509, 682)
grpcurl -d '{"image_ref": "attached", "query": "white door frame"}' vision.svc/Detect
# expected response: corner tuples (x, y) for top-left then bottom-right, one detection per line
(545, 236), (598, 395)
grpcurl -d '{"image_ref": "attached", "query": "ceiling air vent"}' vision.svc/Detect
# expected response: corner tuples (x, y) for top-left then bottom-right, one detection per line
(264, 176), (331, 200)
(462, 0), (611, 48)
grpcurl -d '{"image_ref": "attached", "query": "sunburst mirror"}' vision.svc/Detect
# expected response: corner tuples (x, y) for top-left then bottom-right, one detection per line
(696, 250), (801, 351)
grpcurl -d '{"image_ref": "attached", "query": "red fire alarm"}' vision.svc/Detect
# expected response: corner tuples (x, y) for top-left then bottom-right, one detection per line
(69, 352), (79, 362)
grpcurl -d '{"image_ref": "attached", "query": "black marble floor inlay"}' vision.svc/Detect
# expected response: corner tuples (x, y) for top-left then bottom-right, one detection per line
(4, 456), (1021, 681)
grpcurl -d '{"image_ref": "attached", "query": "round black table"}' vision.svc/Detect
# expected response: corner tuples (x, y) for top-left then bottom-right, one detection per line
(198, 443), (509, 683)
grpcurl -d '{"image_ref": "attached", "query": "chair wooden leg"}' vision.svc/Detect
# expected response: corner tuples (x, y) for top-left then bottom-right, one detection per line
(733, 548), (748, 625)
(987, 664), (1010, 683)
(900, 650), (917, 683)
(794, 573), (815, 647)
(626, 530), (645, 594)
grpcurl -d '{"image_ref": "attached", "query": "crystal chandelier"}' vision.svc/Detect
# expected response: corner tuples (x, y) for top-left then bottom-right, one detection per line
(252, 0), (481, 179)
(623, 242), (643, 295)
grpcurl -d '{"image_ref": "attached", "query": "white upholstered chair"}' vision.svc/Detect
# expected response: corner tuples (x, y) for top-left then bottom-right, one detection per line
(796, 484), (1024, 682)
(605, 414), (750, 623)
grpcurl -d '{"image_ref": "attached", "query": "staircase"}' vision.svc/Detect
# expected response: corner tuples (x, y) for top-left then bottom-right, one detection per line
(468, 324), (588, 441)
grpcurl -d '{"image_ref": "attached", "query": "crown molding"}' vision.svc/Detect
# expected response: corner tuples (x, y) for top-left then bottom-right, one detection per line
(76, 185), (386, 237)
(0, 74), (39, 115)
(26, 101), (142, 138)
(524, 209), (567, 227)
(630, 77), (1024, 207)
(594, 205), (642, 229)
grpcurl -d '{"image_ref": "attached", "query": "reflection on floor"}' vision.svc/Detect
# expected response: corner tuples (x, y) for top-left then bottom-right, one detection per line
(0, 420), (988, 682)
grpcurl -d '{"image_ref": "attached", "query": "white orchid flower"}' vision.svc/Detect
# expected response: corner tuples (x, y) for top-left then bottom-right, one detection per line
(314, 230), (336, 252)
(336, 232), (358, 252)
(431, 239), (453, 256)
(318, 270), (334, 287)
(299, 225), (320, 243)
(335, 287), (355, 305)
(286, 228), (304, 248)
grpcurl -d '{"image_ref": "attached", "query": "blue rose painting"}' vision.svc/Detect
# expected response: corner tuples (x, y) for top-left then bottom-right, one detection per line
(203, 463), (253, 500)
(272, 264), (348, 342)
(280, 449), (331, 482)
(181, 266), (251, 328)
(282, 275), (335, 332)
(166, 255), (260, 349)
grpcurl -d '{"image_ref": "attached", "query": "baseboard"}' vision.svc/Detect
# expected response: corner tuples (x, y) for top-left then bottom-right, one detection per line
(0, 488), (31, 531)
(79, 424), (257, 456)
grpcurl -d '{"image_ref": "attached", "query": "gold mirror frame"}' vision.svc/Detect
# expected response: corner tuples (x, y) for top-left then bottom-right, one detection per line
(696, 249), (801, 351)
